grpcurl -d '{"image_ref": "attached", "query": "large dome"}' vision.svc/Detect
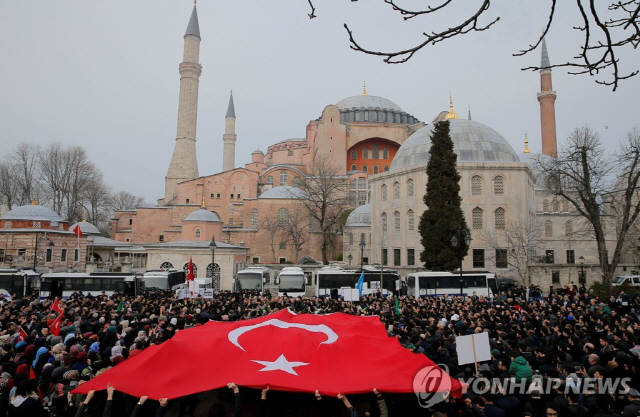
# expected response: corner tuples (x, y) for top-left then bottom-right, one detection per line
(390, 119), (520, 171)
(259, 186), (308, 200)
(184, 208), (221, 223)
(0, 204), (64, 223)
(336, 95), (403, 112)
(346, 204), (371, 227)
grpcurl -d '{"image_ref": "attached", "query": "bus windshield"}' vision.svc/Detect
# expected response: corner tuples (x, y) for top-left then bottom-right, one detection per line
(615, 276), (628, 285)
(236, 273), (262, 291)
(279, 274), (305, 292)
(144, 277), (169, 290)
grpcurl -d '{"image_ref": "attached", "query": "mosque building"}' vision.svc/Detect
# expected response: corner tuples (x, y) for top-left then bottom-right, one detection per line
(107, 5), (618, 290)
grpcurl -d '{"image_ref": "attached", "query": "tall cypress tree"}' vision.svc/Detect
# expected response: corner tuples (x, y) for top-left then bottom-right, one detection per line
(419, 120), (469, 271)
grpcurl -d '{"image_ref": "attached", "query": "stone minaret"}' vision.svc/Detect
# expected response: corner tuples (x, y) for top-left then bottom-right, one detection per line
(165, 6), (202, 204)
(222, 92), (237, 172)
(537, 37), (557, 158)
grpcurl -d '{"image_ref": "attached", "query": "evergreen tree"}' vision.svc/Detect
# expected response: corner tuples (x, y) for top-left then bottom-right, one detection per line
(419, 120), (469, 271)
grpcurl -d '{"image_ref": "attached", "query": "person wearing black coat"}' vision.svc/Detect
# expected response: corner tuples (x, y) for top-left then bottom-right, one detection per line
(7, 379), (48, 417)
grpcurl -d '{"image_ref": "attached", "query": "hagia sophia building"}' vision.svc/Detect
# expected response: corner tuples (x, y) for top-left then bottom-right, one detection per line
(97, 6), (617, 290)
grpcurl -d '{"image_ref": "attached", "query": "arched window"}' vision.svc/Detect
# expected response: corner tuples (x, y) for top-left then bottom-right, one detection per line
(351, 164), (357, 171)
(493, 176), (504, 195)
(393, 182), (400, 199)
(360, 233), (366, 245)
(471, 175), (482, 195)
(251, 209), (258, 228)
(373, 166), (379, 174)
(195, 228), (201, 238)
(362, 165), (368, 173)
(351, 150), (357, 160)
(183, 262), (198, 278)
(382, 212), (387, 231)
(494, 208), (505, 230)
(383, 166), (389, 172)
(348, 233), (353, 245)
(206, 263), (220, 280)
(363, 148), (369, 159)
(472, 207), (483, 229)
(407, 179), (414, 197)
(551, 200), (559, 212)
(381, 184), (388, 201)
(383, 149), (389, 159)
(358, 178), (366, 189)
(562, 200), (569, 213)
(545, 220), (553, 237)
(565, 220), (573, 236)
(277, 208), (289, 226)
(266, 176), (274, 184)
(394, 211), (401, 231)
(160, 262), (173, 269)
(407, 209), (415, 231)
(293, 177), (301, 187)
(280, 171), (288, 186)
(543, 200), (549, 212)
(373, 145), (379, 159)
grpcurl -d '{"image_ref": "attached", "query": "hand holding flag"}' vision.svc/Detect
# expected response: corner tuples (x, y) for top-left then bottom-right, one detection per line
(49, 314), (62, 336)
(51, 297), (64, 315)
(355, 271), (365, 298)
(18, 327), (28, 343)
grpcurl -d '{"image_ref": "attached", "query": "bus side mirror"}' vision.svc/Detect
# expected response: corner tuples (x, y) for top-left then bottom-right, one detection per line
(275, 278), (279, 285)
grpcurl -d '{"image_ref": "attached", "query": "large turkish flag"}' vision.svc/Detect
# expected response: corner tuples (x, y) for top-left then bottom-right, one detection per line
(73, 309), (463, 400)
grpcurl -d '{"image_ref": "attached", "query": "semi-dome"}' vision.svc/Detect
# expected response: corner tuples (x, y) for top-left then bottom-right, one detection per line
(345, 204), (371, 227)
(184, 208), (221, 222)
(259, 186), (308, 199)
(0, 204), (64, 223)
(69, 221), (101, 235)
(390, 119), (520, 171)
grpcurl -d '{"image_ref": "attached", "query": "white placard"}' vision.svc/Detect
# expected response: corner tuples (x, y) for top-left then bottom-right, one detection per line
(455, 332), (491, 366)
(341, 287), (359, 302)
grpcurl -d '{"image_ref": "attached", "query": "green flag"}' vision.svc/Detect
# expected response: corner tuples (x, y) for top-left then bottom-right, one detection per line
(116, 300), (123, 312)
(395, 297), (400, 316)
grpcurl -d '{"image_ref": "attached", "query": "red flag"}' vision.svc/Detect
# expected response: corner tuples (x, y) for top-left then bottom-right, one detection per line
(73, 224), (82, 237)
(51, 298), (64, 315)
(18, 327), (28, 343)
(49, 314), (62, 336)
(187, 257), (194, 281)
(29, 367), (36, 380)
(73, 309), (463, 400)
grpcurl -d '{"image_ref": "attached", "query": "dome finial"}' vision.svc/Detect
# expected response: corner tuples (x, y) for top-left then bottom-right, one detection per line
(83, 209), (87, 222)
(201, 196), (206, 208)
(445, 93), (458, 120)
(362, 81), (367, 96)
(31, 197), (37, 205)
(524, 133), (530, 154)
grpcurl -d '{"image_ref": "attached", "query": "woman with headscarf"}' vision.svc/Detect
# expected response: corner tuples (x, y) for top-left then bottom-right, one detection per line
(71, 352), (88, 373)
(33, 349), (51, 377)
(31, 347), (47, 369)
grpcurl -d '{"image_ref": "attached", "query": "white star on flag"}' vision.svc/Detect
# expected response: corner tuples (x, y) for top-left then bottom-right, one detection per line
(251, 354), (309, 376)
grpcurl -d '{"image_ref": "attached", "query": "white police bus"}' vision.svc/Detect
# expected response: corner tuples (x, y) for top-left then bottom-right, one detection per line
(0, 269), (39, 298)
(234, 267), (270, 292)
(405, 271), (498, 298)
(143, 269), (186, 290)
(275, 267), (306, 297)
(315, 266), (401, 298)
(39, 272), (145, 299)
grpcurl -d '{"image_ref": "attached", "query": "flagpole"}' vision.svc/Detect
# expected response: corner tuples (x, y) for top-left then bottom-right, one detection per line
(76, 230), (80, 272)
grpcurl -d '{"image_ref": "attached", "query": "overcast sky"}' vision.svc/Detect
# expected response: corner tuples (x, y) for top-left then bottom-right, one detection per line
(1, 1), (638, 203)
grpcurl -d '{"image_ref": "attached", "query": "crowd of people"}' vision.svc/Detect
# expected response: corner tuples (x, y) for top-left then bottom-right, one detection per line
(0, 282), (638, 416)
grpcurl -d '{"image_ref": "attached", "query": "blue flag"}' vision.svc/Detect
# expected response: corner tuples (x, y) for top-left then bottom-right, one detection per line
(356, 271), (365, 298)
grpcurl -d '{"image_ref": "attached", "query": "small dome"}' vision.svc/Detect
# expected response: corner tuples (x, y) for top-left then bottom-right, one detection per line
(390, 119), (520, 171)
(252, 149), (264, 154)
(345, 204), (371, 227)
(69, 221), (101, 235)
(183, 208), (221, 223)
(336, 95), (403, 112)
(0, 204), (64, 223)
(259, 186), (308, 199)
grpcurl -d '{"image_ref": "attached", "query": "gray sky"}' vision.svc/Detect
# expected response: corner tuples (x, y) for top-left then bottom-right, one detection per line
(1, 1), (638, 202)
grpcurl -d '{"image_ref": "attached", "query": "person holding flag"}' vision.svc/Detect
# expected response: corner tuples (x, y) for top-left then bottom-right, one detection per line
(51, 297), (64, 315)
(355, 270), (365, 299)
(186, 257), (195, 298)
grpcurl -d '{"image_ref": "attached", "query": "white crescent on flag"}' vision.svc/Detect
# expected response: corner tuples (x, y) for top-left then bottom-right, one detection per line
(228, 318), (338, 351)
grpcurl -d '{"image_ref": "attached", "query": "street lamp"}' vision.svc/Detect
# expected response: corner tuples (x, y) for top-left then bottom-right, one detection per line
(359, 237), (366, 272)
(451, 230), (472, 296)
(347, 253), (353, 265)
(579, 255), (585, 284)
(209, 237), (217, 286)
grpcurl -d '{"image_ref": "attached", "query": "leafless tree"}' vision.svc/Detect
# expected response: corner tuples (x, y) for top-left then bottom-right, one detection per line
(282, 202), (309, 262)
(307, 0), (639, 90)
(0, 143), (42, 207)
(83, 176), (112, 234)
(108, 190), (146, 212)
(483, 220), (542, 286)
(535, 125), (640, 284)
(297, 154), (350, 264)
(260, 207), (284, 263)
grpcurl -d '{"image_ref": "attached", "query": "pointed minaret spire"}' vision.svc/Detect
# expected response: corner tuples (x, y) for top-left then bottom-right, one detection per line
(468, 104), (472, 121)
(223, 91), (237, 172)
(165, 6), (203, 204)
(537, 34), (558, 158)
(185, 6), (200, 38)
